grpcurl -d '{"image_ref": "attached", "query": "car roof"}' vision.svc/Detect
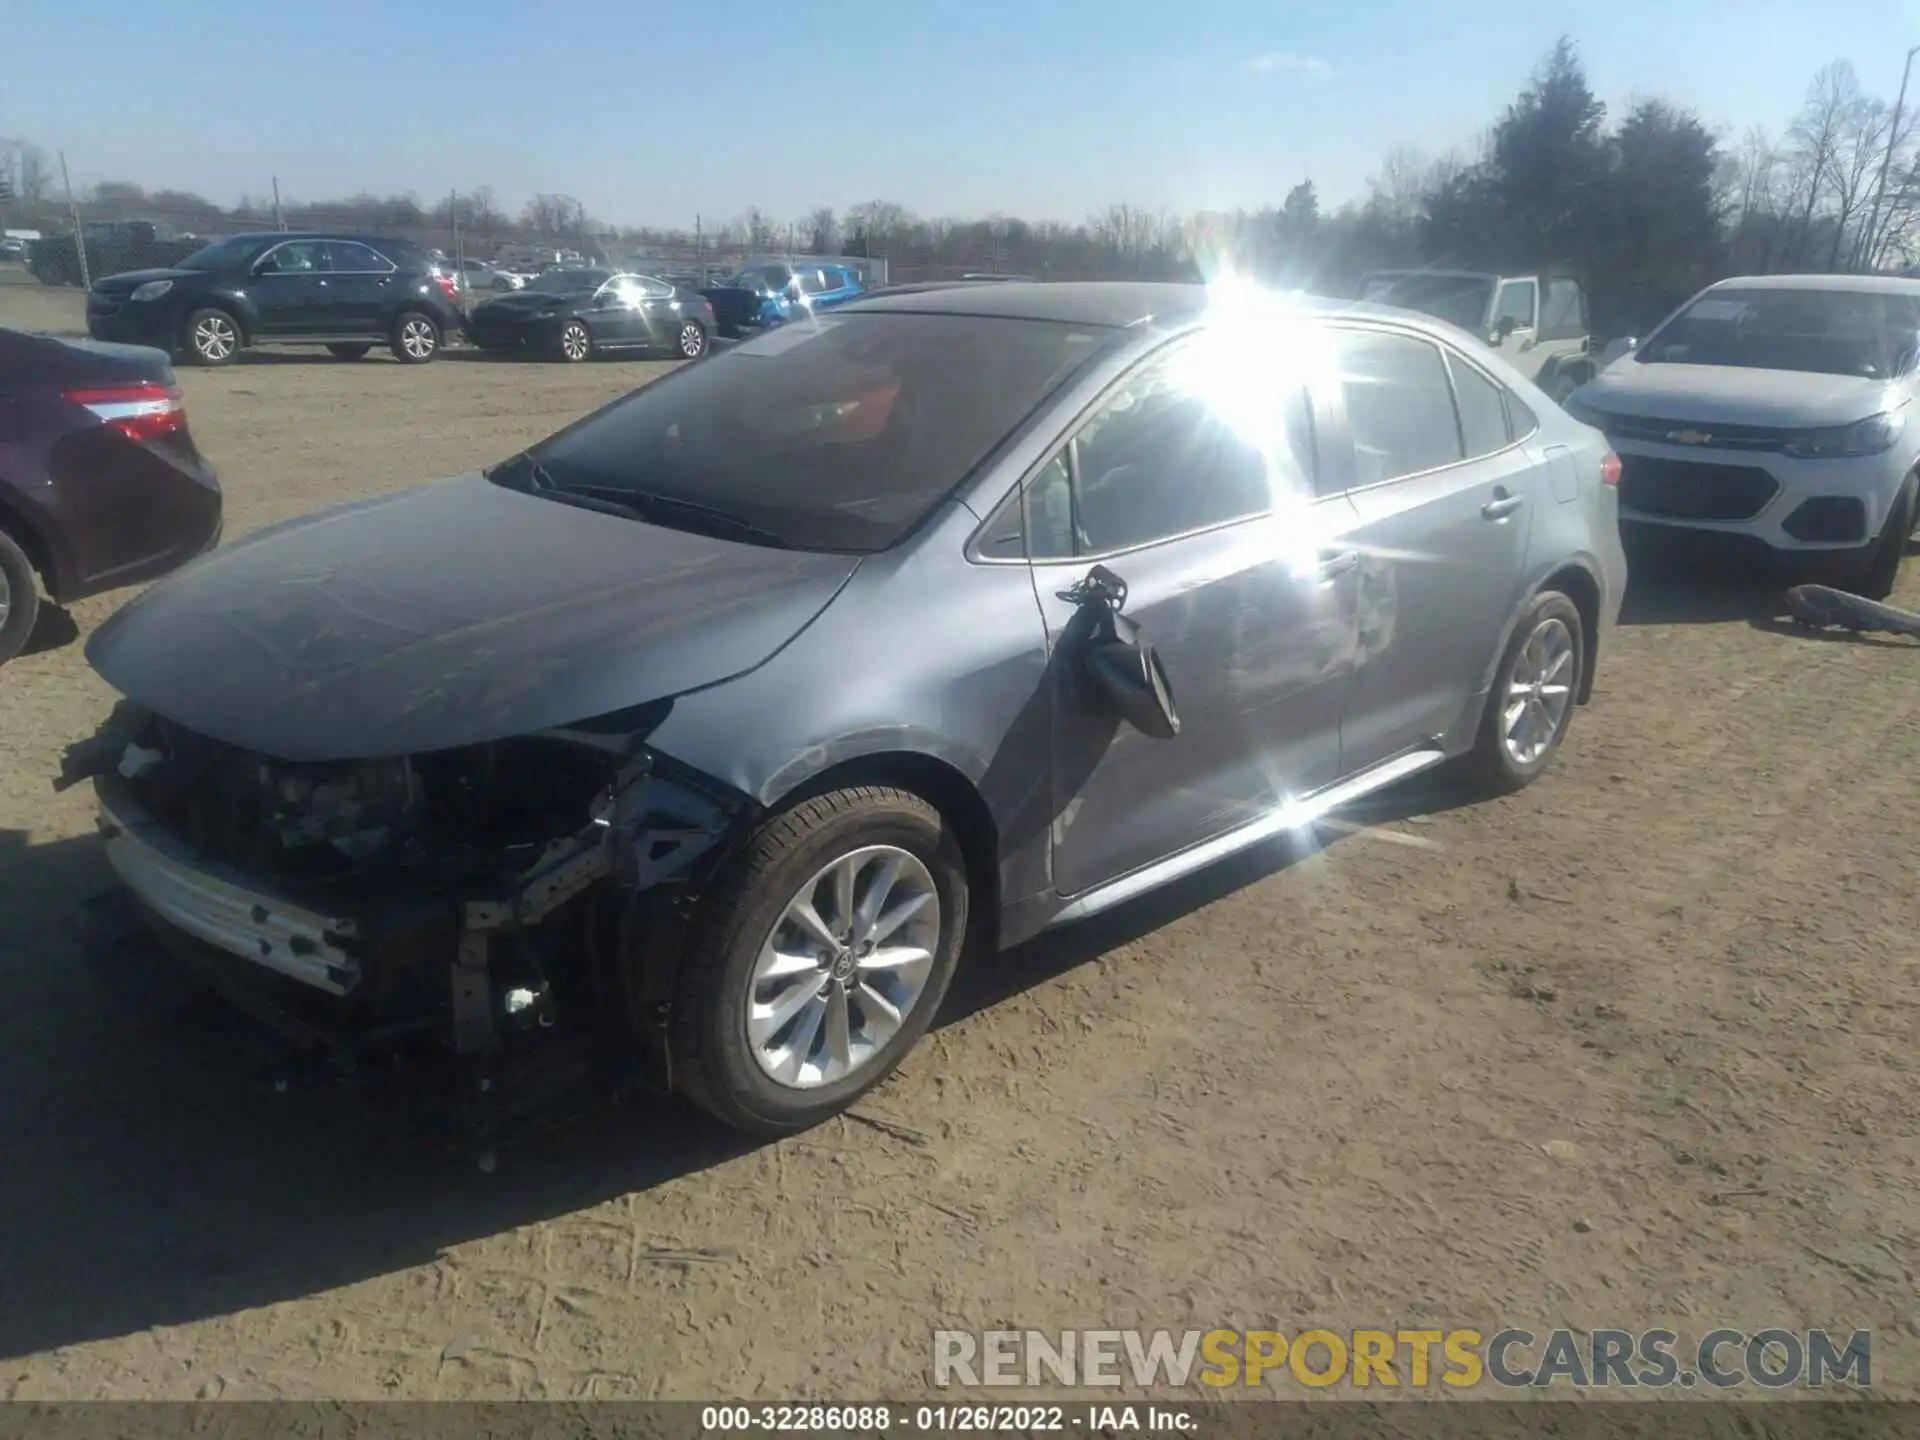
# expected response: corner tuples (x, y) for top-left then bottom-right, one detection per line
(224, 230), (418, 248)
(843, 280), (1213, 329)
(841, 279), (1488, 341)
(1706, 273), (1920, 294)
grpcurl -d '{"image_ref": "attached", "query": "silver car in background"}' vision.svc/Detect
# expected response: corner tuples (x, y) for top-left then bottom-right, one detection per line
(64, 282), (1626, 1137)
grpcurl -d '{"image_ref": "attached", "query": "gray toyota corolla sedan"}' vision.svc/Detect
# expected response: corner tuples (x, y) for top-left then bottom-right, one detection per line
(60, 281), (1626, 1137)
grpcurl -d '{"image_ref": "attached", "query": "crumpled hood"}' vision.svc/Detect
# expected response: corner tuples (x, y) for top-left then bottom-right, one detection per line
(1583, 360), (1899, 428)
(85, 473), (861, 762)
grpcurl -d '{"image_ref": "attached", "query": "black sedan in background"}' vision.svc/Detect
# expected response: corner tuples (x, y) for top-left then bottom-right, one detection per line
(464, 268), (715, 362)
(0, 329), (222, 665)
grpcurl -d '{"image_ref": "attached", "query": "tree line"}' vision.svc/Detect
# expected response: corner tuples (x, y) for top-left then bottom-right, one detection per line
(6, 37), (1919, 335)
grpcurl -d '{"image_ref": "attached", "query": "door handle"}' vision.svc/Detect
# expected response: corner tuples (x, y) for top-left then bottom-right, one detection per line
(1482, 492), (1524, 521)
(1316, 549), (1360, 579)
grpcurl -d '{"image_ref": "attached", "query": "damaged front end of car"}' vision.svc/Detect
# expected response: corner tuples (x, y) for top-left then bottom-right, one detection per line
(56, 696), (758, 1107)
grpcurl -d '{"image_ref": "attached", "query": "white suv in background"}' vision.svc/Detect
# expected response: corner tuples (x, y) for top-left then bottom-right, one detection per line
(1568, 275), (1920, 598)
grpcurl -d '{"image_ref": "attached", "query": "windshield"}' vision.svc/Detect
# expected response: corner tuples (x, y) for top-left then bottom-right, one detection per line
(502, 313), (1112, 552)
(1636, 287), (1920, 378)
(1373, 275), (1496, 332)
(177, 236), (268, 272)
(525, 268), (610, 295)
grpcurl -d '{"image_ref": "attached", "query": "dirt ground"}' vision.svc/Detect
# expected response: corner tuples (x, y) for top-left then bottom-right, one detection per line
(1, 271), (1916, 1403)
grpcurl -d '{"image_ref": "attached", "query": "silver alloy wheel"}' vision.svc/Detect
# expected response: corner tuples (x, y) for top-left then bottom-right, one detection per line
(1500, 616), (1575, 767)
(0, 566), (10, 629)
(746, 844), (941, 1090)
(194, 314), (236, 361)
(561, 322), (590, 361)
(678, 321), (705, 358)
(400, 317), (437, 359)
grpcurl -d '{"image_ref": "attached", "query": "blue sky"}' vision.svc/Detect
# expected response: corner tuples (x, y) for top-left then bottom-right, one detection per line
(4, 0), (1918, 228)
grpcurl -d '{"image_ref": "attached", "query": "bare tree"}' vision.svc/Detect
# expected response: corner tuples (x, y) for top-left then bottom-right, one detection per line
(1368, 144), (1430, 221)
(803, 205), (838, 254)
(520, 193), (584, 238)
(4, 141), (52, 204)
(1783, 61), (1860, 266)
(738, 206), (779, 249)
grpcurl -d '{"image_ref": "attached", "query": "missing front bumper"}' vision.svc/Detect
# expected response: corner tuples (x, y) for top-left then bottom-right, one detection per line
(94, 772), (364, 996)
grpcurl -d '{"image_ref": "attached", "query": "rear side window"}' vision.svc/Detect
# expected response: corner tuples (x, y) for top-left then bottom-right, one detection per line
(1332, 329), (1464, 484)
(325, 241), (394, 273)
(1447, 352), (1513, 458)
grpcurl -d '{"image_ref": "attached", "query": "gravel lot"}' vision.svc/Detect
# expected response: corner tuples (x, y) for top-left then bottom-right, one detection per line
(1, 271), (1916, 1401)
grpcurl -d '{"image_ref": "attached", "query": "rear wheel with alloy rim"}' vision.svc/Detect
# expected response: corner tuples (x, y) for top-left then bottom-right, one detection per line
(671, 786), (968, 1135)
(184, 308), (240, 366)
(556, 320), (593, 362)
(676, 320), (709, 360)
(1465, 591), (1585, 794)
(390, 311), (440, 364)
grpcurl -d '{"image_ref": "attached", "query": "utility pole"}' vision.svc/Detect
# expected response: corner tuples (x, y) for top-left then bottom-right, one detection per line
(59, 151), (90, 290)
(1863, 44), (1920, 273)
(271, 175), (286, 231)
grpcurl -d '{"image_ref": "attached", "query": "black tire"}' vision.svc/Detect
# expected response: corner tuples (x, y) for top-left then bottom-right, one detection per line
(326, 343), (371, 361)
(183, 307), (242, 367)
(1463, 591), (1586, 796)
(553, 319), (593, 363)
(0, 527), (42, 667)
(671, 786), (969, 1136)
(674, 318), (710, 361)
(1835, 475), (1916, 602)
(390, 311), (440, 364)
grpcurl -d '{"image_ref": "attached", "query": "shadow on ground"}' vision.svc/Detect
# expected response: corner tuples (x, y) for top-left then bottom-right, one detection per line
(0, 768), (1453, 1360)
(1617, 538), (1786, 627)
(20, 602), (80, 659)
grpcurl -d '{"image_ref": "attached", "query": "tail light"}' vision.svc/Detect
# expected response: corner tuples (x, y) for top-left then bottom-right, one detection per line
(1600, 450), (1622, 487)
(434, 272), (460, 303)
(65, 382), (188, 442)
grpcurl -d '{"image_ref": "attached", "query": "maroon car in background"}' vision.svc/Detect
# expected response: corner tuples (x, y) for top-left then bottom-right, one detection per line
(0, 329), (223, 665)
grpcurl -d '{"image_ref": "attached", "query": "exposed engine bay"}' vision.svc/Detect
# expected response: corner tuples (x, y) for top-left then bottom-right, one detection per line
(56, 699), (754, 1112)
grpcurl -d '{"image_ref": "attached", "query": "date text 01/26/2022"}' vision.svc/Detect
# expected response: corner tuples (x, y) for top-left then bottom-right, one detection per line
(699, 1404), (1198, 1432)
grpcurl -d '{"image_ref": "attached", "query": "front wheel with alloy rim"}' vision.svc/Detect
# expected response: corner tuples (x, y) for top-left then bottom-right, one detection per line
(676, 319), (709, 360)
(1465, 591), (1586, 795)
(184, 308), (241, 366)
(0, 528), (41, 667)
(390, 312), (440, 364)
(555, 320), (593, 363)
(671, 786), (969, 1136)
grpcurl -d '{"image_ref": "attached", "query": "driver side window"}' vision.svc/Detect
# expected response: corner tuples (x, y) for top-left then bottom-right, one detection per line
(1025, 347), (1307, 560)
(1494, 281), (1537, 330)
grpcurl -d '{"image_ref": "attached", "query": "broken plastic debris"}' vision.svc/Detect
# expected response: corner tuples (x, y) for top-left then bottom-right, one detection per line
(503, 988), (539, 1015)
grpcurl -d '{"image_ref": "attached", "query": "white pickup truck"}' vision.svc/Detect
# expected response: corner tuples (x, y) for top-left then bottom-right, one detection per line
(1356, 269), (1597, 402)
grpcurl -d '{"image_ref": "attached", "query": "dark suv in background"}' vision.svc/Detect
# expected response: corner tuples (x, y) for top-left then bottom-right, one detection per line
(85, 233), (464, 367)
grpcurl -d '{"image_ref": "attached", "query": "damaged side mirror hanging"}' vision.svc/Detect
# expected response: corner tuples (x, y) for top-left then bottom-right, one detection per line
(1062, 563), (1182, 740)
